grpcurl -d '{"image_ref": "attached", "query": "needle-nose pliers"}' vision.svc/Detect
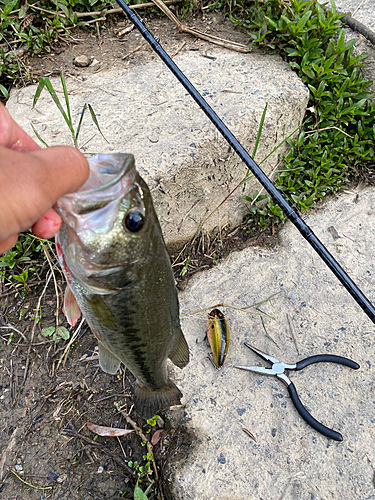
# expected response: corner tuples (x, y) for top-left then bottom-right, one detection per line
(235, 343), (360, 441)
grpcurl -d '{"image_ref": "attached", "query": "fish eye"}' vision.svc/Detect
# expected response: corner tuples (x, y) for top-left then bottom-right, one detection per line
(124, 211), (144, 233)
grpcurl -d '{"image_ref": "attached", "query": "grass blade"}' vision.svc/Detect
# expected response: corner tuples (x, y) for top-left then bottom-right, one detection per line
(75, 103), (87, 142)
(258, 125), (301, 166)
(60, 71), (72, 126)
(251, 102), (267, 159)
(31, 124), (49, 147)
(88, 104), (110, 144)
(0, 84), (9, 99)
(33, 78), (46, 108)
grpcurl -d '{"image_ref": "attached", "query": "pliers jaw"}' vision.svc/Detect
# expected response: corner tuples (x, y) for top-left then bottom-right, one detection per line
(235, 343), (296, 381)
(243, 342), (280, 365)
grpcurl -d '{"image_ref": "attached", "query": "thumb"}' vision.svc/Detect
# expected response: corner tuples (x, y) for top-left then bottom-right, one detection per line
(0, 145), (89, 241)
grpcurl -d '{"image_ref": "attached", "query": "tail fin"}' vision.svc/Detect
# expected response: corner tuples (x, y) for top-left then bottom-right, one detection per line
(134, 380), (183, 419)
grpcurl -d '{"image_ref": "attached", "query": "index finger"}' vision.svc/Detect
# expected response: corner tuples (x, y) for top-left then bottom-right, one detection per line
(0, 102), (41, 152)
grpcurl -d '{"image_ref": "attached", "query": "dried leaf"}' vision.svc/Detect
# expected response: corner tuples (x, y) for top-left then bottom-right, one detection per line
(151, 429), (164, 446)
(86, 421), (134, 437)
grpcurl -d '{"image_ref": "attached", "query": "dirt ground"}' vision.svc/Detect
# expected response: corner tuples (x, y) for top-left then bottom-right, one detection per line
(0, 8), (262, 500)
(22, 8), (251, 84)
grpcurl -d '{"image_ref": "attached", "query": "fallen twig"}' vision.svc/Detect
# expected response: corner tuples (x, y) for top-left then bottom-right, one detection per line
(41, 241), (60, 328)
(181, 293), (280, 319)
(61, 426), (128, 468)
(122, 41), (147, 60)
(0, 325), (29, 344)
(305, 125), (353, 138)
(56, 317), (86, 371)
(23, 270), (52, 383)
(151, 0), (249, 53)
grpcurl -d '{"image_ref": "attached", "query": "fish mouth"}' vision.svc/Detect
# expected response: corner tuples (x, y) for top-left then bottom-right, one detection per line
(55, 153), (136, 216)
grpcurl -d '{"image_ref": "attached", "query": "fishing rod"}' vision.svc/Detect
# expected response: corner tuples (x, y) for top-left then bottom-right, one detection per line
(115, 0), (375, 325)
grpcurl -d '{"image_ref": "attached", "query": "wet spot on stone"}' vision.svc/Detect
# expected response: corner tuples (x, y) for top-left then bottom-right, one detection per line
(218, 453), (226, 464)
(236, 408), (246, 416)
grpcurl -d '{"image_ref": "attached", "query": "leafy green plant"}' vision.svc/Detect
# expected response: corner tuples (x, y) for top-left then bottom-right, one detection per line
(41, 325), (70, 344)
(0, 232), (42, 270)
(209, 0), (375, 228)
(146, 414), (159, 428)
(134, 480), (153, 500)
(0, 233), (45, 296)
(128, 452), (154, 485)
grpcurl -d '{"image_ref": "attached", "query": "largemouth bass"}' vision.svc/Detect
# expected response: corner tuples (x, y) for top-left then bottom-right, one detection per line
(55, 153), (189, 418)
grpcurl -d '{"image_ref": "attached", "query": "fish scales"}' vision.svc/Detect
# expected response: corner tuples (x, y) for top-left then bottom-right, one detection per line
(55, 153), (189, 417)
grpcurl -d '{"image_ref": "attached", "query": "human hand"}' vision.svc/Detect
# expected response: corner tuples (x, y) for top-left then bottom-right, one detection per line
(0, 103), (89, 254)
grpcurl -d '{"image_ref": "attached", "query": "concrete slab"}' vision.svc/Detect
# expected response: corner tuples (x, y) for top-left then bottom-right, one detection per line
(333, 0), (375, 30)
(165, 186), (375, 499)
(6, 48), (309, 248)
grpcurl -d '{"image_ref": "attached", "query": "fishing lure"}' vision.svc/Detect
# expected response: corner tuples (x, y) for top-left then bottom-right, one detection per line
(206, 309), (229, 370)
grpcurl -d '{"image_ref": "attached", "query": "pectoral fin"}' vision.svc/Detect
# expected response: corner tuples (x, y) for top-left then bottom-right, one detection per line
(86, 294), (117, 329)
(169, 330), (190, 368)
(63, 285), (81, 326)
(98, 342), (122, 375)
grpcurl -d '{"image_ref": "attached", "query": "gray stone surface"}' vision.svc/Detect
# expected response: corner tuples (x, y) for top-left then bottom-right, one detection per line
(333, 0), (375, 30)
(165, 185), (375, 499)
(7, 49), (309, 248)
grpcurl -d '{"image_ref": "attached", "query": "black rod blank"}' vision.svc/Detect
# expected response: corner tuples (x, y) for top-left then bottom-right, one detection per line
(116, 0), (375, 325)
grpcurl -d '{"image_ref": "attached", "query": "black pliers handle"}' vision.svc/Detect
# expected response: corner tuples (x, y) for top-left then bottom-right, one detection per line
(235, 343), (360, 442)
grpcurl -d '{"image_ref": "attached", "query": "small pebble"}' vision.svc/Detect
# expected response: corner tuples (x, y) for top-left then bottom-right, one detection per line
(73, 55), (91, 67)
(15, 464), (23, 471)
(369, 210), (373, 215)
